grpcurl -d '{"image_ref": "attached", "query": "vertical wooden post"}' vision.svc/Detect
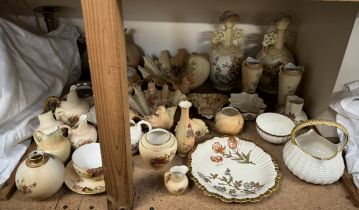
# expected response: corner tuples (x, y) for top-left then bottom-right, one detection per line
(80, 0), (133, 209)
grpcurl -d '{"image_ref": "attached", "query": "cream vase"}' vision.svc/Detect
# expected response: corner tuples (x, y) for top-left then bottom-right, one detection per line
(277, 63), (304, 106)
(241, 57), (263, 93)
(175, 101), (195, 157)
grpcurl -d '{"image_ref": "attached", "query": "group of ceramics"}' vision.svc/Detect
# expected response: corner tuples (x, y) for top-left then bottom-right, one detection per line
(14, 11), (349, 203)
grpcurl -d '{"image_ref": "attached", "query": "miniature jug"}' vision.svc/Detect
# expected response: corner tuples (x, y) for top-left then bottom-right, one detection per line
(130, 120), (152, 154)
(215, 107), (244, 135)
(33, 126), (71, 162)
(164, 165), (189, 195)
(69, 115), (98, 149)
(281, 95), (308, 123)
(36, 111), (64, 134)
(283, 120), (349, 184)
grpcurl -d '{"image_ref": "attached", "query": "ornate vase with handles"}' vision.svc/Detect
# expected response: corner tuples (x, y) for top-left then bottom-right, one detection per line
(277, 63), (304, 106)
(164, 165), (189, 195)
(209, 11), (245, 91)
(33, 126), (71, 162)
(15, 150), (65, 200)
(175, 101), (195, 157)
(241, 57), (263, 93)
(257, 15), (295, 94)
(130, 120), (152, 154)
(69, 115), (97, 149)
(36, 111), (64, 134)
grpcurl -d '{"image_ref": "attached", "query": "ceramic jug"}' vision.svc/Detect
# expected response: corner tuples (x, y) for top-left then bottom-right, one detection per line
(175, 101), (195, 157)
(215, 107), (244, 135)
(281, 95), (308, 123)
(36, 111), (64, 134)
(15, 150), (64, 200)
(209, 11), (245, 91)
(130, 119), (152, 154)
(51, 85), (90, 126)
(241, 57), (263, 93)
(69, 115), (98, 149)
(278, 63), (304, 106)
(283, 120), (349, 184)
(33, 126), (71, 162)
(164, 165), (189, 195)
(139, 128), (177, 169)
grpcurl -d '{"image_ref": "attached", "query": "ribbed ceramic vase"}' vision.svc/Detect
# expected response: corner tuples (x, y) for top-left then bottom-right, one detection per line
(277, 63), (304, 106)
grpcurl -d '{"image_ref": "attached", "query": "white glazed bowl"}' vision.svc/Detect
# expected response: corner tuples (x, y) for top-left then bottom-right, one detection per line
(256, 113), (295, 144)
(72, 143), (103, 181)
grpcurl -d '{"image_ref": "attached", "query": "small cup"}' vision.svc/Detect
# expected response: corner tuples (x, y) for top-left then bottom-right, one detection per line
(72, 143), (104, 181)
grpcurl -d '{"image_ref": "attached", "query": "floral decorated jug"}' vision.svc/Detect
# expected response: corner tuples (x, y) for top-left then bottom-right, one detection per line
(36, 111), (64, 134)
(164, 165), (189, 195)
(257, 15), (295, 94)
(209, 11), (245, 91)
(33, 126), (71, 162)
(175, 101), (195, 157)
(15, 150), (64, 200)
(69, 115), (97, 149)
(130, 119), (152, 154)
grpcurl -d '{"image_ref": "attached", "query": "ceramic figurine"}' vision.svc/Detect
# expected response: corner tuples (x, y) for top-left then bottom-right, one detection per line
(33, 126), (71, 162)
(257, 15), (295, 94)
(283, 120), (348, 184)
(215, 107), (244, 135)
(130, 120), (152, 154)
(36, 111), (64, 134)
(241, 57), (263, 93)
(190, 118), (209, 138)
(277, 63), (304, 106)
(69, 115), (97, 149)
(50, 85), (90, 126)
(164, 165), (189, 195)
(209, 11), (245, 91)
(139, 128), (177, 169)
(175, 101), (195, 157)
(15, 150), (65, 200)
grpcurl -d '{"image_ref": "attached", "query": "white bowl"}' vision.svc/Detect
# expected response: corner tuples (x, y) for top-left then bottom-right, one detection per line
(256, 113), (295, 144)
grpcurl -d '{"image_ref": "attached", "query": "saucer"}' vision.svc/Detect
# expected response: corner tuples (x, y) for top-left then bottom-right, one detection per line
(65, 161), (105, 194)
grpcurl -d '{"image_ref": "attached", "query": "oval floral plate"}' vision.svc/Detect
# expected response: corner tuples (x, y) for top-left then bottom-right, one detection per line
(189, 136), (280, 203)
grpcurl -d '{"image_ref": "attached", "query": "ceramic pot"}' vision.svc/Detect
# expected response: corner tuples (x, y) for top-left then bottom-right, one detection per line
(241, 57), (263, 93)
(15, 150), (64, 200)
(130, 120), (152, 154)
(278, 63), (304, 106)
(280, 95), (308, 123)
(69, 115), (97, 149)
(209, 11), (245, 91)
(257, 16), (295, 94)
(33, 126), (71, 162)
(164, 165), (189, 195)
(139, 129), (177, 169)
(50, 85), (90, 126)
(72, 143), (103, 181)
(283, 120), (348, 184)
(215, 107), (244, 135)
(36, 111), (64, 134)
(175, 101), (195, 157)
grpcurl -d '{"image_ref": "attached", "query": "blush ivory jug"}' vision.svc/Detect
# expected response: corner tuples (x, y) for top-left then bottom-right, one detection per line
(130, 119), (152, 154)
(283, 120), (349, 184)
(36, 111), (64, 134)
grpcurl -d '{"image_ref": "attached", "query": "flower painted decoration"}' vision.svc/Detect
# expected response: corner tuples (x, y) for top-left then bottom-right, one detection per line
(227, 137), (238, 149)
(212, 142), (226, 154)
(210, 156), (223, 164)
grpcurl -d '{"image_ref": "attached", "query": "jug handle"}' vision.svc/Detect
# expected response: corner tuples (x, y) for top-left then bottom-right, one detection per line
(291, 119), (349, 160)
(136, 120), (152, 133)
(59, 125), (72, 136)
(164, 171), (171, 183)
(33, 131), (44, 145)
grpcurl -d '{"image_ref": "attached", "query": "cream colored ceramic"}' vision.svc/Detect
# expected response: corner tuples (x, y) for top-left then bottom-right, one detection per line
(209, 11), (245, 91)
(190, 118), (209, 138)
(188, 93), (228, 119)
(65, 161), (105, 195)
(185, 54), (210, 89)
(130, 120), (152, 154)
(33, 126), (71, 162)
(164, 165), (189, 195)
(15, 150), (65, 200)
(278, 63), (304, 106)
(144, 106), (177, 130)
(69, 115), (97, 149)
(215, 107), (244, 135)
(256, 113), (295, 144)
(190, 136), (280, 203)
(139, 129), (177, 169)
(257, 15), (295, 94)
(229, 92), (266, 120)
(54, 85), (90, 126)
(278, 95), (308, 123)
(241, 57), (263, 93)
(36, 111), (64, 134)
(72, 143), (103, 181)
(283, 120), (348, 184)
(175, 101), (195, 157)
(86, 106), (97, 125)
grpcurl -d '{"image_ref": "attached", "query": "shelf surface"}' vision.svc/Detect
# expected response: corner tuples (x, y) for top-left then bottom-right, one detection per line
(0, 121), (356, 210)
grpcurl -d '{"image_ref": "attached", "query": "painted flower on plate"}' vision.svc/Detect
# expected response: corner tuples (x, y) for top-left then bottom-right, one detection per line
(210, 155), (223, 164)
(212, 142), (225, 154)
(227, 137), (238, 149)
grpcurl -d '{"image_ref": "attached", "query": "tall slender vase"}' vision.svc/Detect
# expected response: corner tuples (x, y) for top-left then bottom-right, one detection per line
(241, 57), (263, 93)
(277, 63), (304, 106)
(175, 101), (195, 157)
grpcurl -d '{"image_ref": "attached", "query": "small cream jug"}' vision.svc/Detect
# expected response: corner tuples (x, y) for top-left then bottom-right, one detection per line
(130, 120), (152, 154)
(36, 111), (64, 134)
(69, 115), (98, 149)
(283, 120), (348, 185)
(33, 126), (71, 162)
(164, 165), (189, 195)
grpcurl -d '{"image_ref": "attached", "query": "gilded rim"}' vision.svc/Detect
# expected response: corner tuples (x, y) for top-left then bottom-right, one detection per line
(188, 136), (281, 203)
(256, 125), (291, 138)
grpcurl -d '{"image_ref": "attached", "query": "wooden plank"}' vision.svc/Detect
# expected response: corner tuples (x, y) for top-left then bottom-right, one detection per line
(80, 0), (134, 209)
(341, 170), (359, 207)
(0, 141), (37, 200)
